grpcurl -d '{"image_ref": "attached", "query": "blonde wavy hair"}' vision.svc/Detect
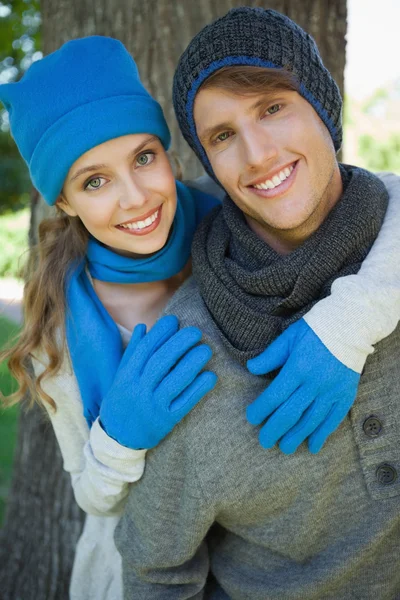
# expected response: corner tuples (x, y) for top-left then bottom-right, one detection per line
(0, 208), (88, 410)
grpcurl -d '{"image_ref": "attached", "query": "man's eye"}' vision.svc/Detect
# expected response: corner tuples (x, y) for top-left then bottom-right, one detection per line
(85, 177), (105, 191)
(136, 152), (155, 167)
(215, 131), (232, 143)
(267, 104), (281, 115)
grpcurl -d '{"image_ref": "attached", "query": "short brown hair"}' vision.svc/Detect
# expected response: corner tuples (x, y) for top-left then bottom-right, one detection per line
(199, 65), (299, 96)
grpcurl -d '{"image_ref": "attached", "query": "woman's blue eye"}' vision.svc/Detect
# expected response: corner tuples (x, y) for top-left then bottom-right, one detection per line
(85, 177), (103, 191)
(136, 152), (155, 167)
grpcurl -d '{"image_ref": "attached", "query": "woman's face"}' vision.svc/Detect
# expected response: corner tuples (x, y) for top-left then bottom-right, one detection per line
(58, 134), (177, 257)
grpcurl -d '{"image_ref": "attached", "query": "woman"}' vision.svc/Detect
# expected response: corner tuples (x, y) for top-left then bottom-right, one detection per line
(1, 36), (399, 600)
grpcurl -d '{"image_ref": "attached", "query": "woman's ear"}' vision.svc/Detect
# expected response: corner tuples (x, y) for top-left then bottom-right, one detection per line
(56, 194), (78, 217)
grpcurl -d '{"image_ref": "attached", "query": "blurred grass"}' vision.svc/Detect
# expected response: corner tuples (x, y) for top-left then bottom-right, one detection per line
(0, 314), (20, 527)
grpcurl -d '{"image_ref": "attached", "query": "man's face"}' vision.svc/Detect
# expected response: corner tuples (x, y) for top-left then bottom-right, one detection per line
(194, 88), (342, 252)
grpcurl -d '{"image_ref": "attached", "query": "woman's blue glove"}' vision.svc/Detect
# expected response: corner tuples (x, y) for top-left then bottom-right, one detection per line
(100, 315), (217, 449)
(246, 319), (361, 454)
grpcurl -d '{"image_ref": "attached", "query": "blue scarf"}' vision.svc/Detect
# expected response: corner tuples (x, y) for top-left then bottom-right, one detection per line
(66, 181), (220, 426)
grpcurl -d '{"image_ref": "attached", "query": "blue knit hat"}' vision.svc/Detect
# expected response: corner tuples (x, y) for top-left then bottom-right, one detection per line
(173, 7), (342, 180)
(0, 36), (171, 205)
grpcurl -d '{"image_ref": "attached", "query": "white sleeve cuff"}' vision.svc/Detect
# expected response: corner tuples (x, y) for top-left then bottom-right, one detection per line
(89, 418), (147, 481)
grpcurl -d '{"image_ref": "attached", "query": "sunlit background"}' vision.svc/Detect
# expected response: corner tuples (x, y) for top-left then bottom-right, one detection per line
(344, 0), (400, 172)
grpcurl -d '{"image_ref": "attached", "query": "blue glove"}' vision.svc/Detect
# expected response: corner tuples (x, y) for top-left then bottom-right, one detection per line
(246, 319), (361, 454)
(100, 315), (217, 449)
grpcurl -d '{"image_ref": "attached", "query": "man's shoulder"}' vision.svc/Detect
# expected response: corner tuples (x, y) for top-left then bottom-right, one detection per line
(163, 277), (213, 331)
(166, 276), (200, 308)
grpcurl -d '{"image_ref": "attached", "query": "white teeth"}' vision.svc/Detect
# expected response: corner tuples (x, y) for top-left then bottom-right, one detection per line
(272, 175), (281, 186)
(119, 209), (159, 230)
(253, 165), (295, 190)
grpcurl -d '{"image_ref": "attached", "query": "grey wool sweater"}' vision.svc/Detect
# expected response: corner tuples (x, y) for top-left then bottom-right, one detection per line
(115, 278), (400, 600)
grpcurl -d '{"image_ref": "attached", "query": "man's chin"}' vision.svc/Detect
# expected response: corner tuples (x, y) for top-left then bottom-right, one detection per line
(245, 210), (313, 234)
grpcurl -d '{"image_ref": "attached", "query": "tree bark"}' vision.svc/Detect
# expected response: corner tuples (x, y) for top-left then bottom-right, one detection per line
(0, 1), (346, 598)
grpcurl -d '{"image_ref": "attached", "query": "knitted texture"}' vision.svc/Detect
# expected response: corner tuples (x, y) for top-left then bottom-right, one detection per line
(191, 166), (388, 365)
(173, 7), (343, 179)
(0, 36), (171, 205)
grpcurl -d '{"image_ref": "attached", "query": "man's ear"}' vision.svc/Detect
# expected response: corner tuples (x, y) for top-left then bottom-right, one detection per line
(56, 194), (78, 217)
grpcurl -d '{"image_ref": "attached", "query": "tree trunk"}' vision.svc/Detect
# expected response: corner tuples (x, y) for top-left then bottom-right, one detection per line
(0, 1), (346, 598)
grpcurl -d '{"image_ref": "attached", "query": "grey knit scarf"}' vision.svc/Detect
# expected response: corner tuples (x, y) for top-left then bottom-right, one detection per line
(192, 165), (388, 365)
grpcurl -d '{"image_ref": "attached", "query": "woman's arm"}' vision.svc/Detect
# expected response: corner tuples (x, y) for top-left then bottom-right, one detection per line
(31, 352), (146, 517)
(304, 172), (400, 372)
(31, 316), (217, 514)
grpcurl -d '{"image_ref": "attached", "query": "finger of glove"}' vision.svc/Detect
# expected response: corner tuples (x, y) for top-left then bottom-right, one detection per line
(247, 319), (309, 375)
(169, 371), (218, 416)
(84, 391), (103, 426)
(154, 344), (213, 405)
(117, 323), (147, 370)
(258, 385), (315, 448)
(308, 398), (355, 454)
(130, 315), (179, 375)
(143, 326), (203, 388)
(246, 364), (301, 426)
(308, 394), (356, 454)
(84, 408), (96, 429)
(247, 330), (292, 376)
(278, 395), (334, 454)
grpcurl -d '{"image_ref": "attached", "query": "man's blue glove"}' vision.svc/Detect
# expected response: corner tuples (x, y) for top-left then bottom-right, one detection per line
(246, 319), (361, 454)
(100, 315), (217, 449)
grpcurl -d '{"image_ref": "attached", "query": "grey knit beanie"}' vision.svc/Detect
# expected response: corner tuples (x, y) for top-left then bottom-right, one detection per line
(173, 6), (343, 178)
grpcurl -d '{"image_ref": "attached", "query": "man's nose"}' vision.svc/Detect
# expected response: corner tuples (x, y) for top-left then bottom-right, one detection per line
(242, 126), (279, 170)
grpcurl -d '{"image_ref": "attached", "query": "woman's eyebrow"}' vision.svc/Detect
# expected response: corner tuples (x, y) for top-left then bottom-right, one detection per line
(69, 135), (158, 182)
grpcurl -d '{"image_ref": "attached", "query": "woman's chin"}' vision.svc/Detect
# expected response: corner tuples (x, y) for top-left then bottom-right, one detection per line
(107, 233), (170, 259)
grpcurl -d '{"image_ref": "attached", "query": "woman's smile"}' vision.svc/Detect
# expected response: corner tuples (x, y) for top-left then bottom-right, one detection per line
(115, 204), (163, 236)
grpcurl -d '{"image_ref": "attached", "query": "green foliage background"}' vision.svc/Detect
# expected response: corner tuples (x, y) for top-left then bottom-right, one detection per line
(0, 0), (41, 214)
(359, 134), (400, 173)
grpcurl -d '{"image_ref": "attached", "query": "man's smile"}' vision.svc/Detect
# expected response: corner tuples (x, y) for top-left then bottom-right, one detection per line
(247, 161), (299, 199)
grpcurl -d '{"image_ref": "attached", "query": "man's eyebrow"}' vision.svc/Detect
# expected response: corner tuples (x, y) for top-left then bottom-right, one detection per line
(197, 93), (284, 144)
(198, 121), (233, 144)
(69, 135), (158, 182)
(250, 93), (283, 111)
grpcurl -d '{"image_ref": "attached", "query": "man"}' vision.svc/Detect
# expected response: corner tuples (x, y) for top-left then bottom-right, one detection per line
(115, 8), (400, 599)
